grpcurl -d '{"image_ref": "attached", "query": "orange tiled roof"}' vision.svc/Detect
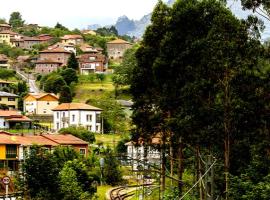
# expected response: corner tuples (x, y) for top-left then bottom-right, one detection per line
(43, 134), (88, 145)
(40, 47), (72, 54)
(7, 115), (32, 122)
(24, 93), (59, 100)
(61, 35), (83, 40)
(16, 135), (58, 146)
(107, 39), (131, 44)
(0, 110), (21, 117)
(52, 103), (102, 111)
(0, 134), (21, 144)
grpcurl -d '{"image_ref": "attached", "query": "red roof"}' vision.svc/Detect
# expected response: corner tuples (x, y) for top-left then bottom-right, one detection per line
(7, 116), (32, 122)
(61, 35), (83, 40)
(40, 47), (71, 54)
(43, 134), (88, 145)
(15, 135), (58, 146)
(107, 39), (131, 44)
(35, 59), (62, 64)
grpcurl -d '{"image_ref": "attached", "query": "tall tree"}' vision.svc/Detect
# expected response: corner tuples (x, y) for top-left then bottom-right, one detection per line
(67, 52), (79, 70)
(9, 12), (24, 28)
(59, 85), (73, 103)
(131, 0), (268, 198)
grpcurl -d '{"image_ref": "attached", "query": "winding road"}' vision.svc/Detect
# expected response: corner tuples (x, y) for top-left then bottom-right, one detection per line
(16, 70), (40, 93)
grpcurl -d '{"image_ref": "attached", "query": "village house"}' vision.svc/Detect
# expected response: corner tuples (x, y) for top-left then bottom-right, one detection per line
(61, 34), (84, 46)
(0, 80), (16, 93)
(79, 43), (99, 54)
(48, 42), (76, 54)
(22, 36), (42, 50)
(107, 38), (132, 60)
(37, 34), (54, 43)
(0, 110), (31, 129)
(81, 30), (97, 36)
(0, 24), (11, 32)
(0, 30), (12, 46)
(52, 103), (102, 133)
(0, 54), (10, 68)
(24, 93), (59, 115)
(0, 131), (88, 172)
(35, 47), (72, 74)
(0, 91), (18, 110)
(78, 53), (107, 74)
(125, 136), (161, 171)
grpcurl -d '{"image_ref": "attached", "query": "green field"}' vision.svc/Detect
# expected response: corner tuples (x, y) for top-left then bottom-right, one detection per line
(74, 74), (131, 103)
(94, 134), (122, 147)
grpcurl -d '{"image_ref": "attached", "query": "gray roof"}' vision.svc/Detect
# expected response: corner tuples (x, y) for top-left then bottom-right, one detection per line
(0, 91), (18, 97)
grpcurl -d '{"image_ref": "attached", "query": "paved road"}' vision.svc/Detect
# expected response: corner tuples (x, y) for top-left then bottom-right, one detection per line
(16, 70), (40, 93)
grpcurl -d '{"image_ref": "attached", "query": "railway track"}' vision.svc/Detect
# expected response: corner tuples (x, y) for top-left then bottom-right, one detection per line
(109, 184), (154, 200)
(110, 186), (135, 200)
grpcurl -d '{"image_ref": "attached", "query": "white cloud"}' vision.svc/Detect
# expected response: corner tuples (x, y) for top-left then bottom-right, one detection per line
(0, 0), (160, 29)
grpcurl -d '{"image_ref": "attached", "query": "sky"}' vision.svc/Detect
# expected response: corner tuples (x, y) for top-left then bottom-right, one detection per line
(0, 0), (160, 29)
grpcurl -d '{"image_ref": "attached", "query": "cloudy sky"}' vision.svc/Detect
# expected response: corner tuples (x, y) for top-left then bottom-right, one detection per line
(0, 0), (160, 29)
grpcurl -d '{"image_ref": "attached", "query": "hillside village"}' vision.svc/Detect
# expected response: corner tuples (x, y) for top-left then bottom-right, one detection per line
(2, 0), (270, 199)
(0, 12), (139, 200)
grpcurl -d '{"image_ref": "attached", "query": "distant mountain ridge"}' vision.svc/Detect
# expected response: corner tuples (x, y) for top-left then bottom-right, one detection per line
(115, 0), (174, 38)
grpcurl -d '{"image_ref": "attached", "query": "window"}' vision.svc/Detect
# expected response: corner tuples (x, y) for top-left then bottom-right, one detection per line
(6, 145), (17, 159)
(96, 114), (101, 123)
(87, 125), (92, 131)
(86, 114), (92, 122)
(79, 149), (86, 155)
(3, 122), (5, 126)
(56, 122), (59, 129)
(57, 112), (59, 119)
(47, 102), (50, 105)
(72, 114), (75, 122)
(8, 97), (15, 101)
(96, 125), (99, 132)
(0, 98), (2, 101)
(63, 112), (65, 117)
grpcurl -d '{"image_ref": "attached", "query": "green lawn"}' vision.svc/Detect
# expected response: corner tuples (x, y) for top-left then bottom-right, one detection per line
(96, 185), (113, 200)
(95, 134), (121, 148)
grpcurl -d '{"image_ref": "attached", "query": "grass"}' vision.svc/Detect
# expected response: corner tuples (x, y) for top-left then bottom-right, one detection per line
(94, 134), (121, 148)
(74, 74), (132, 103)
(96, 185), (113, 200)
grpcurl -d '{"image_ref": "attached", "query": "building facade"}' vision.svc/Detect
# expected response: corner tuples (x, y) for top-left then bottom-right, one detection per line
(0, 91), (18, 110)
(52, 103), (102, 133)
(24, 93), (59, 115)
(78, 53), (107, 74)
(107, 39), (132, 60)
(61, 35), (84, 45)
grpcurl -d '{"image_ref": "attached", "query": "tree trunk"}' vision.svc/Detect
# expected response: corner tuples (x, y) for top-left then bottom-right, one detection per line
(223, 69), (231, 200)
(161, 134), (166, 198)
(170, 134), (174, 185)
(178, 137), (184, 194)
(196, 146), (204, 200)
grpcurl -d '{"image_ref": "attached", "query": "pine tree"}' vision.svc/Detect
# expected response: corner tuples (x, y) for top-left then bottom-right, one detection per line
(59, 85), (72, 103)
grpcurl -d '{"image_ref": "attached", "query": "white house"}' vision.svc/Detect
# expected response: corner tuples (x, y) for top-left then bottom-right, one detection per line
(0, 110), (31, 129)
(125, 137), (161, 170)
(52, 103), (102, 132)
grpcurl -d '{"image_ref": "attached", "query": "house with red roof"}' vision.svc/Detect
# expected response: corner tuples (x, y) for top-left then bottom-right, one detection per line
(0, 110), (31, 129)
(52, 103), (102, 133)
(23, 93), (59, 116)
(61, 34), (84, 45)
(35, 47), (72, 74)
(107, 38), (132, 60)
(0, 131), (89, 172)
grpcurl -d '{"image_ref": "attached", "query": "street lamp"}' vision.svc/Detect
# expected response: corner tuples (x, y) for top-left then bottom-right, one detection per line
(99, 157), (105, 185)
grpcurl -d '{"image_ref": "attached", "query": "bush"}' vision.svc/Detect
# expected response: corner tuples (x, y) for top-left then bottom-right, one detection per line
(59, 126), (96, 143)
